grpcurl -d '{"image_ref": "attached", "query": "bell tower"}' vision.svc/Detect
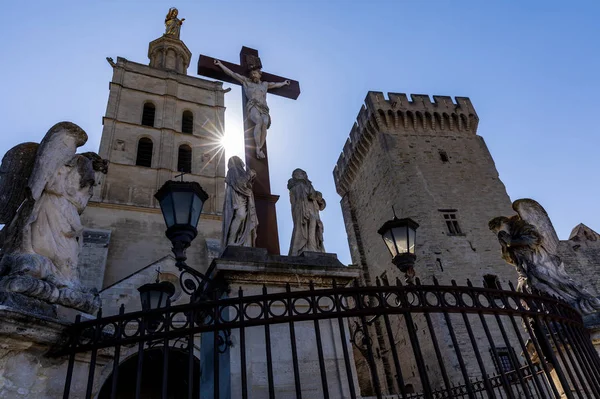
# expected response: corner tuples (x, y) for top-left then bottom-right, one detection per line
(80, 11), (227, 289)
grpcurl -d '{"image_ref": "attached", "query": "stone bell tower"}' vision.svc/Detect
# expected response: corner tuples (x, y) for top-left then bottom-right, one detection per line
(80, 13), (227, 291)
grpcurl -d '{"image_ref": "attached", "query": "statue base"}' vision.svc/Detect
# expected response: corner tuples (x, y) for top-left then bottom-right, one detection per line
(0, 253), (100, 316)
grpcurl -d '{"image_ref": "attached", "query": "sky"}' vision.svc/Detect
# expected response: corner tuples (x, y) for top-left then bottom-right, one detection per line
(1, 1), (599, 266)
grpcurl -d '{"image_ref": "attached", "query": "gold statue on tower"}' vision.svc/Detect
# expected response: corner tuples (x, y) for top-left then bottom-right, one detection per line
(164, 7), (185, 39)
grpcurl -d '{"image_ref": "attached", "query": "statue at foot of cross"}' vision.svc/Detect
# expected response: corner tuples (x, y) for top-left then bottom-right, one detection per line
(214, 59), (290, 159)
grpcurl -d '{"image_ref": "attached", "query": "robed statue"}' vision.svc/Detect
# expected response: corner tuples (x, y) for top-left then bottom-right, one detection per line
(164, 7), (185, 39)
(489, 198), (600, 315)
(221, 156), (258, 249)
(214, 59), (290, 159)
(288, 169), (326, 256)
(0, 122), (108, 314)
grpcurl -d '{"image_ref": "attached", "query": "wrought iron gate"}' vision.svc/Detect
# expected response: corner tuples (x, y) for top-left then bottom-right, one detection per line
(59, 277), (600, 398)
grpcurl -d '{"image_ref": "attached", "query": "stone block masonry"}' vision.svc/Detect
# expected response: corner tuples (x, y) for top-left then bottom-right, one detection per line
(333, 90), (520, 394)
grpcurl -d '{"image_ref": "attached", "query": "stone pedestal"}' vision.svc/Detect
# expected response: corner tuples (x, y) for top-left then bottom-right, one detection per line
(148, 35), (192, 74)
(0, 306), (92, 398)
(201, 246), (361, 399)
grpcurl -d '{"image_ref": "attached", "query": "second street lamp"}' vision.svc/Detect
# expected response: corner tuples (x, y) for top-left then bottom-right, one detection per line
(378, 216), (419, 284)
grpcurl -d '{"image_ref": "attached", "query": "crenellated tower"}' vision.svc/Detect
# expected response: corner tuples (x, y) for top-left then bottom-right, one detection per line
(334, 91), (513, 286)
(333, 91), (518, 393)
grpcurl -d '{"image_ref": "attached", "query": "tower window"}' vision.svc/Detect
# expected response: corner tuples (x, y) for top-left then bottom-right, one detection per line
(483, 274), (500, 289)
(136, 138), (153, 167)
(439, 150), (449, 162)
(177, 144), (192, 173)
(141, 102), (156, 127)
(182, 110), (193, 134)
(439, 210), (463, 235)
(492, 347), (515, 378)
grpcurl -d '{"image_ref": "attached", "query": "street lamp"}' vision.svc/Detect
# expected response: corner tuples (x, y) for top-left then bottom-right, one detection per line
(138, 279), (176, 312)
(155, 179), (215, 298)
(138, 272), (176, 331)
(378, 215), (419, 284)
(155, 180), (209, 262)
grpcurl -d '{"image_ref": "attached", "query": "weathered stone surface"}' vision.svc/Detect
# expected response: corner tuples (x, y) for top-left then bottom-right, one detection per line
(204, 254), (361, 398)
(288, 168), (326, 256)
(332, 91), (519, 392)
(213, 59), (291, 159)
(490, 199), (600, 315)
(221, 156), (258, 249)
(89, 38), (225, 287)
(0, 122), (107, 314)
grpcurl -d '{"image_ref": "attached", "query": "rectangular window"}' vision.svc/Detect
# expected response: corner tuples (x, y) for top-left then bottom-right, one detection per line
(493, 347), (516, 381)
(439, 210), (463, 236)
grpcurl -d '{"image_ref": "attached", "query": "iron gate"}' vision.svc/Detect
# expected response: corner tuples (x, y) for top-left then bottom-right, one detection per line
(59, 277), (600, 398)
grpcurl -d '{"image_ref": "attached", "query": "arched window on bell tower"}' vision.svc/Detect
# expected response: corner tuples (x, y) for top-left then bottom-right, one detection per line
(177, 144), (192, 173)
(136, 138), (153, 167)
(182, 110), (193, 134)
(141, 102), (156, 127)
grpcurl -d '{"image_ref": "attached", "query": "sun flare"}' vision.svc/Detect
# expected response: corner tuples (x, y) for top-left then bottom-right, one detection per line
(220, 119), (245, 161)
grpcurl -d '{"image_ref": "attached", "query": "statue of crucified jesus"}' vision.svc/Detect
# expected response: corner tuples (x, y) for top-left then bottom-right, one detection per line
(214, 59), (290, 159)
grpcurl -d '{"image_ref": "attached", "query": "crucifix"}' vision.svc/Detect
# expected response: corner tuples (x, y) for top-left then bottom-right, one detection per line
(198, 47), (301, 254)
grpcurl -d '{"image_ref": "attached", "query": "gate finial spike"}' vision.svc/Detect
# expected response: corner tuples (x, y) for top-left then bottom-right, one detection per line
(507, 281), (516, 291)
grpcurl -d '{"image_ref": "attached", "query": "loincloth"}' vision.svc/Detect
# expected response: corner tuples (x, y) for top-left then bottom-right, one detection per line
(246, 99), (271, 129)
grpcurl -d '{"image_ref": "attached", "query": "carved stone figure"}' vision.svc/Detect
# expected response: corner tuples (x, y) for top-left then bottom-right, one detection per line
(213, 59), (290, 159)
(164, 7), (185, 39)
(288, 169), (326, 256)
(221, 156), (258, 249)
(489, 198), (600, 315)
(0, 122), (108, 314)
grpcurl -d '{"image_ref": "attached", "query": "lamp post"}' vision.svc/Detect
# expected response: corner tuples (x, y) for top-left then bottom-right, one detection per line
(154, 180), (213, 297)
(378, 216), (419, 284)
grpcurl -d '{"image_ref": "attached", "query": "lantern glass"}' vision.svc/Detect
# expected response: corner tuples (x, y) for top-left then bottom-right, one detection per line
(392, 226), (408, 254)
(159, 192), (175, 228)
(382, 229), (397, 257)
(172, 191), (193, 225)
(408, 227), (416, 254)
(190, 194), (203, 227)
(138, 281), (175, 311)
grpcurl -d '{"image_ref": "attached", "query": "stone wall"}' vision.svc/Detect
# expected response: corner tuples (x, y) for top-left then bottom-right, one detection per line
(559, 224), (600, 297)
(333, 91), (520, 393)
(80, 52), (227, 289)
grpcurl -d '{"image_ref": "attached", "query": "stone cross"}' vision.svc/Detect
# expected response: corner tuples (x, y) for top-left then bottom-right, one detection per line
(198, 47), (300, 255)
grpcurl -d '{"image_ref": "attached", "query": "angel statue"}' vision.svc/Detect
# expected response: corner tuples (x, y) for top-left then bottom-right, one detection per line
(489, 198), (600, 315)
(0, 122), (108, 314)
(288, 168), (326, 256)
(221, 156), (258, 249)
(164, 7), (185, 39)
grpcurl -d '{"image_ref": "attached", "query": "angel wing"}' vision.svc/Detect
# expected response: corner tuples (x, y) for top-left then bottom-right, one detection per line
(28, 122), (87, 201)
(0, 142), (39, 224)
(513, 198), (560, 255)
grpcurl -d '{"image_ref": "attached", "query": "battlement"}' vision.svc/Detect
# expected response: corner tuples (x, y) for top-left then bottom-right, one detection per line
(365, 92), (478, 134)
(333, 91), (479, 196)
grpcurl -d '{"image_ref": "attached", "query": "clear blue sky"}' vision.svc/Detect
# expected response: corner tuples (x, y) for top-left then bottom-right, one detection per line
(1, 1), (599, 265)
